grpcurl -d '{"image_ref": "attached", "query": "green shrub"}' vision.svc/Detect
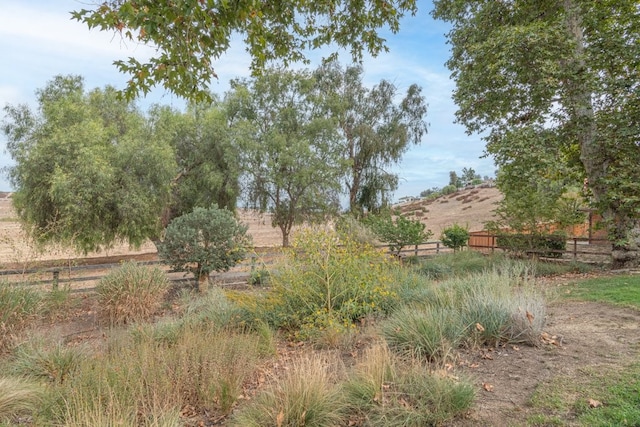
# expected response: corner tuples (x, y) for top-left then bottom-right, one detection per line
(264, 228), (399, 340)
(0, 282), (41, 352)
(158, 206), (250, 291)
(496, 232), (567, 258)
(440, 223), (470, 252)
(96, 262), (170, 325)
(249, 267), (270, 286)
(363, 209), (432, 256)
(441, 184), (457, 195)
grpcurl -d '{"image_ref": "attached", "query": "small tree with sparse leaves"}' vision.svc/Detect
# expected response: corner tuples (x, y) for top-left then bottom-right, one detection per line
(364, 209), (432, 256)
(158, 206), (250, 291)
(441, 224), (470, 252)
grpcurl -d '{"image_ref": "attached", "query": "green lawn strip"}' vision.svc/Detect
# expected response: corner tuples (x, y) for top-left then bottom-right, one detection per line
(527, 363), (640, 426)
(560, 274), (640, 310)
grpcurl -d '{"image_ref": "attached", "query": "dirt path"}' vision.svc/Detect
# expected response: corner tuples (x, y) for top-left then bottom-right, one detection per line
(456, 299), (640, 426)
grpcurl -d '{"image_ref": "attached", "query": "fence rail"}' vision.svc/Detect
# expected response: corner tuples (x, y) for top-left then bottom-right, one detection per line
(0, 235), (613, 292)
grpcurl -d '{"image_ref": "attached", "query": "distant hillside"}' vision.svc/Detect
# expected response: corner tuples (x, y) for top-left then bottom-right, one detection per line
(395, 186), (503, 234)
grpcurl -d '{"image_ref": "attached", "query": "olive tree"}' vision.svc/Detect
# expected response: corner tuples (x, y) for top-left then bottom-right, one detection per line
(157, 206), (250, 291)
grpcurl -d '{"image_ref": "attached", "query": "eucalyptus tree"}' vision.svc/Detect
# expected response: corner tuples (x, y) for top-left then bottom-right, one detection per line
(71, 0), (418, 102)
(313, 62), (428, 214)
(433, 1), (640, 267)
(227, 69), (345, 247)
(2, 75), (176, 253)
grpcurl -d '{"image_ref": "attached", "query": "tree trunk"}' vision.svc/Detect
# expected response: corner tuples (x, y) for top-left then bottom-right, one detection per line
(564, 0), (640, 268)
(197, 268), (210, 293)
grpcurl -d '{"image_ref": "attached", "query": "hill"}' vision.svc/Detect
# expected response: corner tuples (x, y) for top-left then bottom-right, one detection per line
(394, 185), (502, 234)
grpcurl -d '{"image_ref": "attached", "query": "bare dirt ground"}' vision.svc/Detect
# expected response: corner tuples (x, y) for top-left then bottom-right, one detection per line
(4, 190), (639, 426)
(455, 279), (640, 426)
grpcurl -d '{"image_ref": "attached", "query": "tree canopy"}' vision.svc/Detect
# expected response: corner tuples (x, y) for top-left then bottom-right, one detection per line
(2, 76), (242, 254)
(313, 62), (428, 214)
(71, 0), (418, 102)
(2, 75), (175, 253)
(433, 0), (640, 267)
(227, 68), (345, 246)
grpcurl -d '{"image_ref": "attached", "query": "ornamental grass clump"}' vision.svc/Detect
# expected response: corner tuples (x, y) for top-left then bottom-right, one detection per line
(382, 306), (465, 363)
(231, 353), (347, 427)
(0, 377), (42, 423)
(0, 281), (41, 352)
(344, 344), (475, 426)
(96, 262), (170, 325)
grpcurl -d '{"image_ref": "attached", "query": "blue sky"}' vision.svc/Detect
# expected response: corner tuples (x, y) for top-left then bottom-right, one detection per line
(0, 0), (495, 199)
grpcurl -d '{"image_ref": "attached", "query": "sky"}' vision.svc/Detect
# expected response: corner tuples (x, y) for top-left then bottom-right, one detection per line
(0, 0), (496, 200)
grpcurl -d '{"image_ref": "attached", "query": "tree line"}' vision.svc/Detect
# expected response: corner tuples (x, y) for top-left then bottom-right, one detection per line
(2, 64), (428, 250)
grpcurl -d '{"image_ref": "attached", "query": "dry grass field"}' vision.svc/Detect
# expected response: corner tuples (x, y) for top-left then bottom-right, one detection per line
(0, 187), (501, 268)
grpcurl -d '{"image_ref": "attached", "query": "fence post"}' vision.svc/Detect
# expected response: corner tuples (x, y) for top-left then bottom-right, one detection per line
(414, 244), (418, 257)
(436, 242), (440, 254)
(573, 238), (578, 261)
(52, 270), (59, 290)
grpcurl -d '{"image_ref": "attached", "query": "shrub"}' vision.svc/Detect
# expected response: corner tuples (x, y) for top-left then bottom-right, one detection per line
(158, 206), (250, 291)
(96, 262), (170, 325)
(441, 184), (458, 195)
(264, 228), (398, 340)
(0, 282), (41, 352)
(363, 209), (432, 256)
(496, 232), (567, 258)
(231, 354), (347, 427)
(440, 223), (470, 252)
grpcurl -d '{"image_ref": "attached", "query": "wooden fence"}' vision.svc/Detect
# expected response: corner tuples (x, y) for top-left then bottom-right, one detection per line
(0, 236), (612, 292)
(468, 232), (612, 262)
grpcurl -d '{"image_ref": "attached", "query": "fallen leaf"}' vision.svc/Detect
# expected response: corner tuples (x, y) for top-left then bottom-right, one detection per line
(481, 353), (494, 360)
(512, 345), (520, 351)
(526, 310), (534, 325)
(469, 363), (480, 368)
(588, 398), (602, 408)
(483, 382), (494, 392)
(276, 410), (285, 427)
(475, 322), (485, 332)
